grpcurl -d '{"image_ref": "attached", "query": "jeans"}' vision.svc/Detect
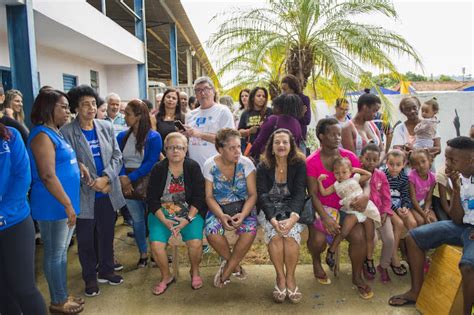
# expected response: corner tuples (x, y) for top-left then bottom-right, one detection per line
(126, 199), (147, 254)
(0, 216), (46, 315)
(38, 219), (74, 304)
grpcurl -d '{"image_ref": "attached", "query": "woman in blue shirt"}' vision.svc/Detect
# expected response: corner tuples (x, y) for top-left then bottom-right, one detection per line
(28, 90), (83, 314)
(0, 123), (46, 315)
(117, 99), (162, 268)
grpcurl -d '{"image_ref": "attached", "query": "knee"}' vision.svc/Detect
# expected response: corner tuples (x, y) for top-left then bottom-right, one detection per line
(347, 224), (365, 244)
(186, 239), (202, 250)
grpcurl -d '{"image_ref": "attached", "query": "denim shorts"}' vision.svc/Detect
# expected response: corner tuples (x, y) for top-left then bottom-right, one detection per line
(409, 220), (474, 267)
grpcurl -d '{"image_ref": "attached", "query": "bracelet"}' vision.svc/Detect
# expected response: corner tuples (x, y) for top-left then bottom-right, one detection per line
(185, 215), (195, 223)
(290, 212), (300, 219)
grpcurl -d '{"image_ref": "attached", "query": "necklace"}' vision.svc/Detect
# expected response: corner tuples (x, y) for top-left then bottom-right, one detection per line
(45, 125), (63, 138)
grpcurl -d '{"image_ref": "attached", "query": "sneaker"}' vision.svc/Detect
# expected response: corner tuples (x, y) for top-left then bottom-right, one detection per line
(137, 256), (148, 268)
(377, 265), (391, 283)
(97, 273), (124, 285)
(114, 260), (124, 271)
(85, 281), (100, 297)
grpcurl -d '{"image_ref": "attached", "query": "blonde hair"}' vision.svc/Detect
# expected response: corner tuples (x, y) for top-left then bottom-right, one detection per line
(3, 89), (24, 123)
(164, 132), (188, 147)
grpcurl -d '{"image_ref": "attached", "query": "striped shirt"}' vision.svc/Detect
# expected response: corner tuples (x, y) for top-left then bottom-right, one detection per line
(384, 168), (412, 212)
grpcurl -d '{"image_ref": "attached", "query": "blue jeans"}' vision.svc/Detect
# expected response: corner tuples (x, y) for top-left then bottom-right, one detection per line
(126, 199), (147, 254)
(38, 219), (74, 304)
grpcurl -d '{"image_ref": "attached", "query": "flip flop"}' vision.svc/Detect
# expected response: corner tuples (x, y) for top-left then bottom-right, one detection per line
(388, 295), (416, 307)
(315, 273), (331, 285)
(354, 284), (374, 300)
(152, 277), (175, 296)
(191, 275), (203, 290)
(68, 295), (85, 305)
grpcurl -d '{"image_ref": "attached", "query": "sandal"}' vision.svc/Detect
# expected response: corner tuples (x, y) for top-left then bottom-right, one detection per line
(287, 287), (302, 304)
(325, 249), (336, 270)
(67, 295), (85, 305)
(388, 295), (416, 307)
(272, 285), (287, 303)
(354, 283), (374, 300)
(152, 277), (175, 295)
(315, 273), (331, 285)
(390, 263), (407, 276)
(49, 300), (84, 314)
(137, 256), (148, 268)
(377, 265), (391, 283)
(213, 260), (230, 288)
(190, 274), (203, 290)
(232, 265), (247, 280)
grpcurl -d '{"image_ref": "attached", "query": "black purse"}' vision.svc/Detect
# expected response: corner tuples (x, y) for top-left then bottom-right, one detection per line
(219, 164), (245, 216)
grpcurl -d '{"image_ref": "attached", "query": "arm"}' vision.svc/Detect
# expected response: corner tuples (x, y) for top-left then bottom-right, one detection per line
(241, 171), (257, 217)
(30, 133), (76, 226)
(423, 184), (435, 212)
(428, 137), (441, 157)
(205, 179), (233, 230)
(189, 161), (206, 217)
(127, 133), (162, 182)
(380, 175), (394, 215)
(352, 167), (372, 184)
(409, 182), (424, 216)
(438, 184), (451, 215)
(317, 174), (335, 196)
(341, 123), (356, 154)
(308, 176), (340, 234)
(446, 170), (465, 224)
(299, 95), (311, 125)
(249, 117), (273, 156)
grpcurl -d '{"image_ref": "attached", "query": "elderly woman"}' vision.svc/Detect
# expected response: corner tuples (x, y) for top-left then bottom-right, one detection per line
(391, 96), (441, 158)
(61, 85), (126, 297)
(118, 99), (162, 268)
(341, 89), (384, 158)
(203, 128), (257, 288)
(147, 132), (205, 295)
(0, 123), (46, 315)
(27, 90), (83, 313)
(306, 118), (374, 299)
(257, 129), (306, 303)
(2, 89), (27, 128)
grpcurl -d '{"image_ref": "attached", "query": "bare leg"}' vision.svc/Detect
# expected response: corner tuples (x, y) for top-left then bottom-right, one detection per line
(221, 233), (256, 280)
(206, 234), (232, 260)
(364, 219), (375, 260)
(346, 224), (368, 288)
(268, 236), (286, 289)
(150, 242), (172, 282)
(283, 237), (300, 291)
(185, 239), (202, 277)
(390, 214), (405, 266)
(460, 265), (474, 315)
(399, 210), (418, 231)
(329, 214), (358, 253)
(412, 211), (425, 227)
(307, 225), (328, 279)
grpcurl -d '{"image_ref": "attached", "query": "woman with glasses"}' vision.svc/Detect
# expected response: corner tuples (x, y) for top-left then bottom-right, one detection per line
(203, 128), (257, 288)
(117, 99), (162, 268)
(147, 132), (206, 295)
(331, 98), (351, 124)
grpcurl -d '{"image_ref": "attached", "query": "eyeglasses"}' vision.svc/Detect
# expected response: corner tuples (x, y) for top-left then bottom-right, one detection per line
(56, 102), (70, 110)
(166, 145), (186, 152)
(194, 87), (213, 94)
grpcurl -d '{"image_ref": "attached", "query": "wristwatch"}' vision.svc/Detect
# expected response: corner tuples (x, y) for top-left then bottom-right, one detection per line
(185, 215), (195, 223)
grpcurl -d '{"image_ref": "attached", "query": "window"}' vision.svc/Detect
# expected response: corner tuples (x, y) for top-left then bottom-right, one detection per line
(63, 74), (77, 92)
(90, 70), (99, 93)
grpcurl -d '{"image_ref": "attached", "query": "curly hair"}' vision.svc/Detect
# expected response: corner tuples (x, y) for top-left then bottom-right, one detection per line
(31, 89), (69, 126)
(272, 94), (303, 119)
(261, 128), (305, 168)
(67, 85), (99, 114)
(281, 74), (301, 94)
(215, 128), (240, 151)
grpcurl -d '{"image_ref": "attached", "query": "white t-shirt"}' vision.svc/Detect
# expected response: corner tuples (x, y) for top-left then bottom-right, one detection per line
(391, 122), (439, 149)
(460, 175), (474, 225)
(186, 104), (235, 169)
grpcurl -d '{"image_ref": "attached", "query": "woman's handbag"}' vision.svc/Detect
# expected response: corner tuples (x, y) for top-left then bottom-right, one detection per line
(298, 197), (316, 225)
(123, 168), (150, 200)
(219, 163), (245, 216)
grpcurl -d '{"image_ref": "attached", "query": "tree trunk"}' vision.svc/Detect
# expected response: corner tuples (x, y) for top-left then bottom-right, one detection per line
(287, 45), (314, 90)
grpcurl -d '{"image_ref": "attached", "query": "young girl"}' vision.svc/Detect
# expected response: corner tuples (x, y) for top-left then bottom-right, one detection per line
(360, 144), (404, 282)
(408, 149), (438, 225)
(317, 157), (381, 270)
(383, 150), (412, 276)
(414, 98), (440, 149)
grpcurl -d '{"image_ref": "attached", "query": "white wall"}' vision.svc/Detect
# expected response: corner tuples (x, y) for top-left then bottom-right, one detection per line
(105, 65), (139, 101)
(0, 7), (10, 68)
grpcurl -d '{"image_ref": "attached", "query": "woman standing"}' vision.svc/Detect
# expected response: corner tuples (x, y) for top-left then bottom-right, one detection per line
(147, 132), (205, 295)
(2, 89), (27, 128)
(117, 99), (162, 268)
(341, 89), (384, 157)
(61, 85), (126, 297)
(28, 89), (84, 313)
(203, 128), (257, 288)
(238, 87), (272, 154)
(331, 98), (351, 124)
(0, 123), (46, 314)
(155, 89), (184, 150)
(234, 88), (250, 126)
(257, 129), (306, 303)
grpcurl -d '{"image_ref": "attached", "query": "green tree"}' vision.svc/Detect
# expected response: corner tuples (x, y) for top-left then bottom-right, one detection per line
(209, 0), (422, 95)
(404, 71), (427, 82)
(438, 74), (453, 81)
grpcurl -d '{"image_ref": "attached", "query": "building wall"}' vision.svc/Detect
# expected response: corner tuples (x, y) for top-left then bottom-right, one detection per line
(0, 7), (10, 68)
(105, 65), (139, 101)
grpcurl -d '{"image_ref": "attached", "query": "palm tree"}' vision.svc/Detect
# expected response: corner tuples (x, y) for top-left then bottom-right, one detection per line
(209, 0), (422, 95)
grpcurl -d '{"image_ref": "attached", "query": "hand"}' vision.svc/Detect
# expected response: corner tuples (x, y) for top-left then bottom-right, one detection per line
(91, 176), (109, 192)
(381, 213), (388, 225)
(317, 174), (328, 182)
(403, 143), (413, 154)
(161, 218), (178, 231)
(270, 218), (284, 234)
(230, 213), (244, 228)
(350, 194), (369, 212)
(248, 126), (259, 135)
(397, 207), (410, 218)
(172, 217), (188, 237)
(4, 108), (14, 118)
(183, 125), (200, 138)
(120, 176), (133, 195)
(218, 214), (235, 231)
(278, 217), (297, 235)
(79, 163), (93, 185)
(65, 205), (76, 228)
(322, 215), (340, 236)
(445, 168), (460, 191)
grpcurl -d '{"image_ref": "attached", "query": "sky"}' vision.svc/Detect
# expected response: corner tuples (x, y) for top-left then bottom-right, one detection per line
(181, 0), (473, 82)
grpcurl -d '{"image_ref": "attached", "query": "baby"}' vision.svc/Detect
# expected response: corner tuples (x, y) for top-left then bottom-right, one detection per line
(414, 98), (440, 149)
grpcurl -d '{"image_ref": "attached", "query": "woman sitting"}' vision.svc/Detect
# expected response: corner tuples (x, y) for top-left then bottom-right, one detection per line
(203, 128), (257, 288)
(147, 132), (206, 295)
(257, 129), (306, 303)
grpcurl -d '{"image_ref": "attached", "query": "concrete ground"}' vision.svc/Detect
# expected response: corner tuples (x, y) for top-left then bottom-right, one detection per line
(35, 222), (419, 314)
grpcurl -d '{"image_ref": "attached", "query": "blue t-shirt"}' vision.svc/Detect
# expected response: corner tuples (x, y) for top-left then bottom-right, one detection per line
(82, 128), (106, 199)
(0, 127), (31, 230)
(28, 126), (80, 221)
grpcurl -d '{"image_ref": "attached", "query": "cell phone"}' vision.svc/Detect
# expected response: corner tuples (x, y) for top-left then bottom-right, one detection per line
(174, 120), (186, 131)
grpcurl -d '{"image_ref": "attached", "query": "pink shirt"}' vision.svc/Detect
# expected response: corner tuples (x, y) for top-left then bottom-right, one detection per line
(369, 169), (393, 216)
(307, 148), (361, 210)
(408, 169), (436, 202)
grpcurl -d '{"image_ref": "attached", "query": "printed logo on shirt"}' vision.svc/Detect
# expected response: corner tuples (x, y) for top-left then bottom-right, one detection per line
(0, 140), (10, 155)
(70, 158), (77, 165)
(196, 117), (206, 127)
(87, 139), (101, 158)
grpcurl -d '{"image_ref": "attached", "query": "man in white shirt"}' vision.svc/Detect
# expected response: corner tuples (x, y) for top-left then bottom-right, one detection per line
(184, 77), (234, 169)
(389, 136), (474, 314)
